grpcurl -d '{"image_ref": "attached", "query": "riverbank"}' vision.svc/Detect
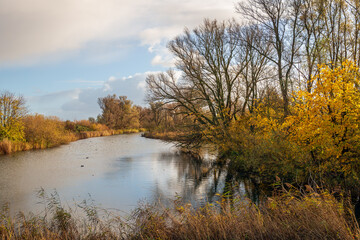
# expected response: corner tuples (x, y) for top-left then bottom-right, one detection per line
(1, 189), (358, 239)
(142, 131), (183, 141)
(0, 128), (145, 155)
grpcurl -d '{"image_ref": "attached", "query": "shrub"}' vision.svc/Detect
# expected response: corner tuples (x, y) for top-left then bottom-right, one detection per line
(23, 114), (76, 148)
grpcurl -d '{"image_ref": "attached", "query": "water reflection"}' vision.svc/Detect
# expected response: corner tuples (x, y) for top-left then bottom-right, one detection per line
(148, 152), (228, 207)
(0, 133), (259, 215)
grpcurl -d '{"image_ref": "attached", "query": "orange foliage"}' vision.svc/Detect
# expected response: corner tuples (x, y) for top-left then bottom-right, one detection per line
(23, 114), (77, 148)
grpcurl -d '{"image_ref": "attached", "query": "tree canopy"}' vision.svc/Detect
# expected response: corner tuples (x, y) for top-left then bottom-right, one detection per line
(0, 91), (27, 141)
(97, 95), (140, 129)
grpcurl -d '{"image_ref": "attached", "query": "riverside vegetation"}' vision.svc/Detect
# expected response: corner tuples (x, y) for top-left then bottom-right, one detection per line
(0, 187), (359, 240)
(0, 93), (146, 155)
(2, 0), (360, 238)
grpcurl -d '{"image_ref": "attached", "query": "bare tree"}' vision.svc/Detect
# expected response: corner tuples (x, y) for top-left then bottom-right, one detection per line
(236, 0), (302, 115)
(348, 0), (360, 65)
(295, 0), (327, 92)
(237, 24), (272, 114)
(147, 19), (250, 141)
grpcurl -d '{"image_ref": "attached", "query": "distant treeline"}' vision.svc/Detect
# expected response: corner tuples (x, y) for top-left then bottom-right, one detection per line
(0, 89), (181, 155)
(0, 92), (150, 154)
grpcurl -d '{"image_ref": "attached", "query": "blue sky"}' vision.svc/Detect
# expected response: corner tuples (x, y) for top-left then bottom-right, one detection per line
(0, 0), (237, 120)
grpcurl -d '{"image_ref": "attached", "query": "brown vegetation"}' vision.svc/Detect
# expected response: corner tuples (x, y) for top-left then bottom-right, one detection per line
(97, 95), (140, 129)
(0, 189), (358, 239)
(23, 115), (77, 149)
(0, 113), (146, 155)
(0, 139), (30, 154)
(132, 190), (359, 240)
(142, 131), (184, 141)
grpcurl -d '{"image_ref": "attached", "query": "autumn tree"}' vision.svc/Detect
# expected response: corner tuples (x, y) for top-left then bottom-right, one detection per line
(137, 102), (165, 129)
(285, 61), (360, 185)
(97, 95), (139, 129)
(0, 91), (27, 141)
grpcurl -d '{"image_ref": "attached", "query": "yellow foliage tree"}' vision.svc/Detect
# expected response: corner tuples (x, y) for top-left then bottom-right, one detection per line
(0, 91), (27, 141)
(285, 61), (360, 178)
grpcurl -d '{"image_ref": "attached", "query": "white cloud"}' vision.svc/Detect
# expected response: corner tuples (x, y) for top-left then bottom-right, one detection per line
(4, 0), (239, 119)
(0, 0), (143, 65)
(137, 81), (147, 90)
(27, 72), (160, 120)
(67, 80), (105, 86)
(0, 0), (237, 66)
(140, 27), (181, 49)
(151, 54), (175, 68)
(108, 76), (117, 82)
(138, 0), (237, 68)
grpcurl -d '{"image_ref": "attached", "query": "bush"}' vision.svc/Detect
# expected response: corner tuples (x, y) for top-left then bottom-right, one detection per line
(23, 114), (76, 148)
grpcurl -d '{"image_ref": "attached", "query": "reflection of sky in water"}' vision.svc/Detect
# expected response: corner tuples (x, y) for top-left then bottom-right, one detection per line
(0, 133), (251, 216)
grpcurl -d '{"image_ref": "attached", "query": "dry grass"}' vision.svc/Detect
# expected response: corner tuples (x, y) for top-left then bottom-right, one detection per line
(77, 130), (113, 139)
(0, 139), (12, 154)
(142, 131), (183, 141)
(0, 139), (31, 154)
(130, 189), (359, 240)
(77, 128), (144, 139)
(0, 189), (358, 240)
(0, 118), (146, 155)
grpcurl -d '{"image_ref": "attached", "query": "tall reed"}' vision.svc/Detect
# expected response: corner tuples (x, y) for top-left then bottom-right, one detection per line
(0, 189), (358, 239)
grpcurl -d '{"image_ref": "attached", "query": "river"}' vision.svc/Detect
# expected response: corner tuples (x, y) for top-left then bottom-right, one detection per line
(0, 133), (244, 215)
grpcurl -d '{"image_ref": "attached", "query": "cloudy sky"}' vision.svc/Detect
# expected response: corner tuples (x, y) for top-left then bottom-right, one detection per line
(0, 0), (238, 120)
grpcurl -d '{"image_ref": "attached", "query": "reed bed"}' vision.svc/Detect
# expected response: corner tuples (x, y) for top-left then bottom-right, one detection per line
(76, 129), (144, 139)
(142, 131), (183, 141)
(131, 189), (359, 240)
(0, 128), (146, 155)
(0, 139), (31, 154)
(0, 189), (358, 240)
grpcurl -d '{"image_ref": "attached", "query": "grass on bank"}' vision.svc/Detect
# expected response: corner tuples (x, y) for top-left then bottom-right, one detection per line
(0, 114), (146, 155)
(142, 131), (183, 141)
(0, 129), (144, 155)
(0, 188), (359, 240)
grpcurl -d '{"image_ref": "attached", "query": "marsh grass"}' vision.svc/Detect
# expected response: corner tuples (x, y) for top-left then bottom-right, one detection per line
(0, 114), (147, 155)
(0, 139), (31, 154)
(77, 128), (144, 139)
(1, 187), (359, 240)
(131, 188), (359, 240)
(142, 131), (184, 141)
(0, 127), (146, 155)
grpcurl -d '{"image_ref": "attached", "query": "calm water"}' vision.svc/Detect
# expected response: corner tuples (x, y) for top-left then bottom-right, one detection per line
(0, 133), (239, 215)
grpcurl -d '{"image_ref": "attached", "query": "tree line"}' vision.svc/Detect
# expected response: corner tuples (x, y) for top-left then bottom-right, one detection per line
(0, 89), (176, 152)
(0, 92), (153, 154)
(147, 0), (360, 142)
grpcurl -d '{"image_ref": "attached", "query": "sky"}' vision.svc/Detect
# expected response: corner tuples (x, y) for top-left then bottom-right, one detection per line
(0, 0), (238, 120)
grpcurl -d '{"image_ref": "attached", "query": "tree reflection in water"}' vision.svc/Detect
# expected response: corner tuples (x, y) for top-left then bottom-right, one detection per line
(149, 150), (263, 208)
